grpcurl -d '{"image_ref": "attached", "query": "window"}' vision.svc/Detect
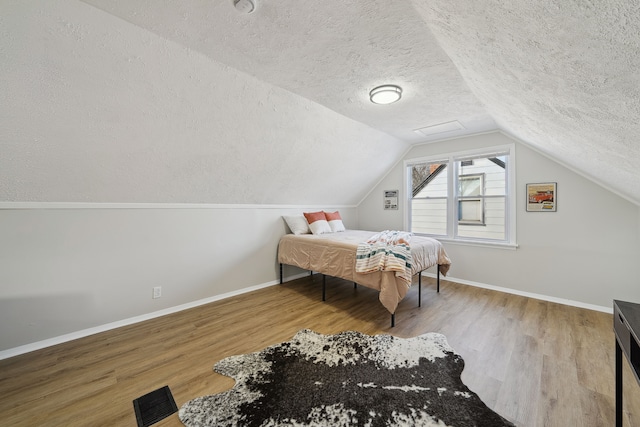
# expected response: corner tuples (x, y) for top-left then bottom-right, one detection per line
(406, 145), (516, 247)
(458, 173), (484, 225)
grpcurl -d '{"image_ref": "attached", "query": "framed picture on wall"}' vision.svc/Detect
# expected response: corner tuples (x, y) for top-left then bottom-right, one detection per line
(526, 182), (557, 212)
(384, 190), (398, 210)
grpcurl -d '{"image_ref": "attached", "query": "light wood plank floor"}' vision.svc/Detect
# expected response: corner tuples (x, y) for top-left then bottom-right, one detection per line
(1, 275), (639, 426)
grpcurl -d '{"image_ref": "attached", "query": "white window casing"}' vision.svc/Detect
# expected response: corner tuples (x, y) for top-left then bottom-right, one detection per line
(405, 144), (517, 249)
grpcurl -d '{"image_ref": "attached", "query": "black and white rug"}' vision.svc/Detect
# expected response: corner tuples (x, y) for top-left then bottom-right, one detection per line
(179, 329), (514, 426)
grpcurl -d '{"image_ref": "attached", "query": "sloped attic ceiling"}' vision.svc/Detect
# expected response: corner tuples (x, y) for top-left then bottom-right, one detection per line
(2, 1), (638, 206)
(79, 0), (640, 205)
(416, 0), (640, 205)
(1, 0), (408, 205)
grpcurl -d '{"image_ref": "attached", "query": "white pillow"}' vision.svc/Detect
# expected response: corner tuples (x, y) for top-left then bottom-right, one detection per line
(283, 215), (311, 235)
(303, 211), (332, 235)
(324, 211), (346, 232)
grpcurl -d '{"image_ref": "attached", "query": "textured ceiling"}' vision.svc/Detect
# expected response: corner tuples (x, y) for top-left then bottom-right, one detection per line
(25, 0), (640, 204)
(80, 0), (497, 143)
(1, 0), (406, 205)
(415, 0), (640, 204)
(80, 0), (640, 205)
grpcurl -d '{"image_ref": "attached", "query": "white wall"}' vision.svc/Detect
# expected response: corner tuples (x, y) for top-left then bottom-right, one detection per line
(2, 1), (638, 358)
(0, 204), (357, 353)
(0, 1), (401, 356)
(358, 132), (640, 309)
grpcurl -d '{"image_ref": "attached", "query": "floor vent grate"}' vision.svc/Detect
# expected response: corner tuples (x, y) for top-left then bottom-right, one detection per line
(133, 385), (178, 427)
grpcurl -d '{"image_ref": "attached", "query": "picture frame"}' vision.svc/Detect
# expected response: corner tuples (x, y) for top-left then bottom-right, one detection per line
(526, 182), (557, 212)
(383, 190), (398, 210)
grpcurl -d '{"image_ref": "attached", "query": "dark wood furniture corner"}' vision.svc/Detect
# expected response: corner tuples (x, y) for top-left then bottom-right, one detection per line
(613, 299), (640, 427)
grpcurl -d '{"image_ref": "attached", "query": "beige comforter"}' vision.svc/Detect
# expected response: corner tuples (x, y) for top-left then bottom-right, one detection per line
(277, 230), (451, 314)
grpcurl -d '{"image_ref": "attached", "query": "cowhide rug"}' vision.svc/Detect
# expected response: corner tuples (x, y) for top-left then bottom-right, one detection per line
(179, 329), (514, 427)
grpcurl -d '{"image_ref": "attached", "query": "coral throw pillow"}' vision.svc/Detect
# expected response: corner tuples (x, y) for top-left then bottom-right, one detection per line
(303, 211), (332, 235)
(324, 211), (346, 232)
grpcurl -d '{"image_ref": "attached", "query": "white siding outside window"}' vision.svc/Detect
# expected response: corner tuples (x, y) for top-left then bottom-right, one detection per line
(458, 173), (484, 225)
(406, 144), (516, 248)
(411, 163), (448, 236)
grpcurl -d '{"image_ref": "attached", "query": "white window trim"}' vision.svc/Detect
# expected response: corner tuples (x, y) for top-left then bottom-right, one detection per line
(404, 144), (517, 248)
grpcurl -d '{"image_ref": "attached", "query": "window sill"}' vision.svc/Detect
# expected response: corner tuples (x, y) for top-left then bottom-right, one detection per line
(430, 237), (518, 250)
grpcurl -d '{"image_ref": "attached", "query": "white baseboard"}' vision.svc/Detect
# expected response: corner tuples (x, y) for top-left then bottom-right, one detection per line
(0, 272), (302, 361)
(421, 272), (613, 314)
(1, 271), (610, 360)
(1, 272), (313, 361)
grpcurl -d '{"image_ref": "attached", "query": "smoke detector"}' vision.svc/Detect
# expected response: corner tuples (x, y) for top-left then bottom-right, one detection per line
(234, 0), (256, 13)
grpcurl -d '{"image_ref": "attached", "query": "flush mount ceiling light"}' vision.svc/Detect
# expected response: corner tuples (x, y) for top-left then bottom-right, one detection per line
(369, 85), (402, 105)
(233, 0), (256, 13)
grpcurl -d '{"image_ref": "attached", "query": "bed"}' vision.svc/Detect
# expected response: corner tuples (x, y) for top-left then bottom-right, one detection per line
(277, 229), (451, 326)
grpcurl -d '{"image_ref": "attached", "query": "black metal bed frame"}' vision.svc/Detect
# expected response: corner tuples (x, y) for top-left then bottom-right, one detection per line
(279, 263), (442, 327)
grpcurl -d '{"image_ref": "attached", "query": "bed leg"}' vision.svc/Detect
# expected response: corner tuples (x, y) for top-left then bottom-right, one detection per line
(391, 313), (395, 328)
(279, 264), (283, 284)
(437, 264), (441, 292)
(322, 274), (326, 301)
(418, 272), (422, 307)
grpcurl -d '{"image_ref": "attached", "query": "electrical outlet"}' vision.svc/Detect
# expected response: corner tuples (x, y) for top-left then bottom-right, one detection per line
(153, 286), (162, 299)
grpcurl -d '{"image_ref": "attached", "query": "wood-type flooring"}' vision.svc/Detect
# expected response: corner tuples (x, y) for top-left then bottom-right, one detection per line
(1, 274), (638, 426)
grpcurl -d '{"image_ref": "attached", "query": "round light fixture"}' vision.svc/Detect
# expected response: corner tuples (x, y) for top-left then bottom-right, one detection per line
(369, 85), (402, 105)
(234, 0), (256, 14)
